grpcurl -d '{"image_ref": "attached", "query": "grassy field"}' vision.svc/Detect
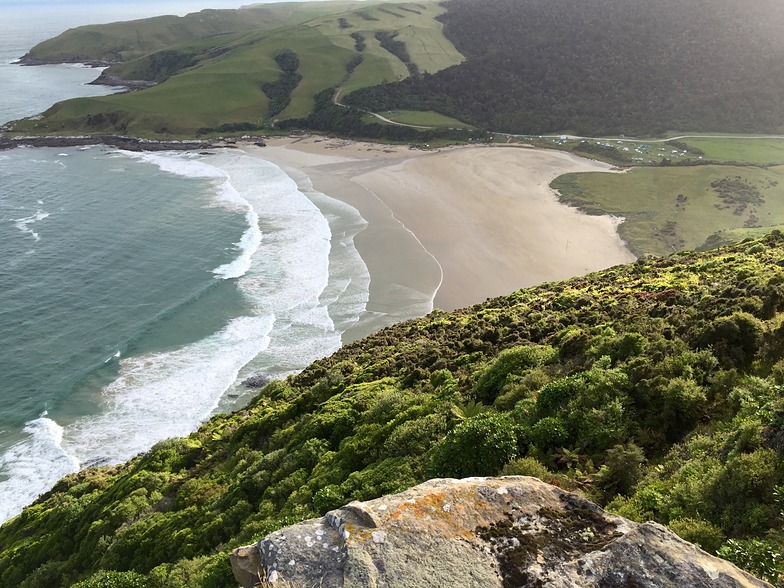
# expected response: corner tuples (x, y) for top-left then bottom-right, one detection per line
(365, 109), (473, 128)
(668, 137), (784, 165)
(699, 224), (784, 250)
(11, 1), (463, 136)
(552, 164), (784, 257)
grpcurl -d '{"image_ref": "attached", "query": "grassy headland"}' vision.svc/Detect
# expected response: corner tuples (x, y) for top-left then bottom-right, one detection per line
(19, 2), (372, 65)
(2, 235), (784, 586)
(9, 1), (464, 138)
(550, 136), (784, 257)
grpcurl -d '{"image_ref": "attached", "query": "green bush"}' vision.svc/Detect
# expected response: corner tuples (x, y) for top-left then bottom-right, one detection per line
(383, 413), (447, 457)
(530, 416), (569, 449)
(312, 485), (345, 514)
(595, 443), (646, 497)
(428, 412), (519, 478)
(475, 345), (556, 402)
(718, 539), (784, 585)
(661, 377), (707, 440)
(710, 448), (781, 535)
(501, 457), (551, 480)
(669, 518), (725, 554)
(536, 376), (580, 415)
(71, 571), (155, 588)
(696, 312), (764, 369)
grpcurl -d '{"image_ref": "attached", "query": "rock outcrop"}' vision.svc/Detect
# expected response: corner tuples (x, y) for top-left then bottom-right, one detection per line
(0, 134), (213, 152)
(230, 477), (771, 588)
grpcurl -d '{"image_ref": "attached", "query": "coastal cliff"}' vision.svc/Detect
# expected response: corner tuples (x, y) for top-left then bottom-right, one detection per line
(231, 477), (771, 587)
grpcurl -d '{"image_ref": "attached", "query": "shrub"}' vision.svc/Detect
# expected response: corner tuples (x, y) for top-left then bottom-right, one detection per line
(501, 457), (551, 480)
(427, 412), (519, 478)
(661, 377), (707, 440)
(718, 539), (784, 585)
(536, 376), (580, 415)
(530, 416), (569, 449)
(71, 571), (154, 588)
(595, 443), (646, 497)
(669, 518), (725, 554)
(709, 448), (781, 535)
(312, 485), (345, 514)
(383, 413), (447, 457)
(696, 312), (764, 368)
(475, 345), (556, 402)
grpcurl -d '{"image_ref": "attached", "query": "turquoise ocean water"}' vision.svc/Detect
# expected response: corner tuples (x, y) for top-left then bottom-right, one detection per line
(0, 2), (434, 523)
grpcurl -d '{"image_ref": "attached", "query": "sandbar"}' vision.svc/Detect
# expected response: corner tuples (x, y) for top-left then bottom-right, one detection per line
(243, 138), (635, 315)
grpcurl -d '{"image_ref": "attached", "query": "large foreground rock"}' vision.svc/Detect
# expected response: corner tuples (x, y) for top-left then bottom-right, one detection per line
(230, 477), (770, 587)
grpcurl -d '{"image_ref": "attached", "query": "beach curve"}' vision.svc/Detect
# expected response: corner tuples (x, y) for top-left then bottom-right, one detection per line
(244, 139), (636, 313)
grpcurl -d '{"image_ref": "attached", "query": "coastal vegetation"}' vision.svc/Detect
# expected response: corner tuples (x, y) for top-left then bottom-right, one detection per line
(3, 234), (784, 586)
(5, 2), (784, 586)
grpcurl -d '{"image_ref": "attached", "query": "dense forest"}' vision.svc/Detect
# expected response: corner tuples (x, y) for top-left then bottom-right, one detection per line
(2, 234), (784, 587)
(345, 0), (784, 136)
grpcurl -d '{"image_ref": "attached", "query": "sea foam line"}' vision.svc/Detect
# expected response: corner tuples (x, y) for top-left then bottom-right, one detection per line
(12, 208), (49, 241)
(121, 150), (263, 280)
(0, 416), (80, 522)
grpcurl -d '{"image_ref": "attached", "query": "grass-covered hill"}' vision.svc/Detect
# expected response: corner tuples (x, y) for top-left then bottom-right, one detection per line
(9, 1), (464, 137)
(3, 234), (784, 587)
(346, 0), (784, 136)
(19, 2), (369, 65)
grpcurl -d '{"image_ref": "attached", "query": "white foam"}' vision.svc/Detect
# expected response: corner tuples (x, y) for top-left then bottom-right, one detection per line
(60, 313), (276, 466)
(122, 151), (263, 280)
(0, 417), (80, 522)
(13, 208), (49, 241)
(212, 207), (261, 279)
(124, 151), (226, 181)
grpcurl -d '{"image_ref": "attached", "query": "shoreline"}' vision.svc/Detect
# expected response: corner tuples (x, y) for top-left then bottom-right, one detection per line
(246, 137), (636, 311)
(4, 131), (638, 313)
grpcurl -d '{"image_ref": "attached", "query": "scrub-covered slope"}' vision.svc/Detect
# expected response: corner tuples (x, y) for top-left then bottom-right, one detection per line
(2, 234), (784, 587)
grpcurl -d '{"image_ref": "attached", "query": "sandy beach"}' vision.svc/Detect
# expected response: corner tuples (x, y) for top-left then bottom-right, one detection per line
(243, 138), (635, 315)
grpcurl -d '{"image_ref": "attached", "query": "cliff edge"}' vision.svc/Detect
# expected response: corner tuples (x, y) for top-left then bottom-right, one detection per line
(231, 477), (770, 588)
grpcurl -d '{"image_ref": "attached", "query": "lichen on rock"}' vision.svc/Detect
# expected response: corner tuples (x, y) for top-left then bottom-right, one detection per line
(230, 477), (772, 587)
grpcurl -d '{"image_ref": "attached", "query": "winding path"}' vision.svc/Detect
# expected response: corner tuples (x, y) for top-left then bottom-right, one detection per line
(332, 88), (784, 142)
(332, 87), (434, 130)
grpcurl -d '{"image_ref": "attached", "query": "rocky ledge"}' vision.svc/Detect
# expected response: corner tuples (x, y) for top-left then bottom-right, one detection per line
(230, 477), (770, 588)
(0, 134), (214, 152)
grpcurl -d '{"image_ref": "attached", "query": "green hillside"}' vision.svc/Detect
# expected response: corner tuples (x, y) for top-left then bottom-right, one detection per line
(3, 235), (784, 587)
(9, 1), (463, 137)
(19, 2), (369, 65)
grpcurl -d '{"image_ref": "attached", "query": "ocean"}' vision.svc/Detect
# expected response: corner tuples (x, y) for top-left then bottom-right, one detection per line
(0, 1), (433, 523)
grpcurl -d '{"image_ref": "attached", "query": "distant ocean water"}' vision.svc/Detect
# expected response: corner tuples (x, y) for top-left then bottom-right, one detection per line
(0, 2), (432, 523)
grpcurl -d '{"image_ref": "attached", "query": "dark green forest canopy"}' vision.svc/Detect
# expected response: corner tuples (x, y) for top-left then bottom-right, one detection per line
(3, 234), (784, 587)
(345, 0), (784, 136)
